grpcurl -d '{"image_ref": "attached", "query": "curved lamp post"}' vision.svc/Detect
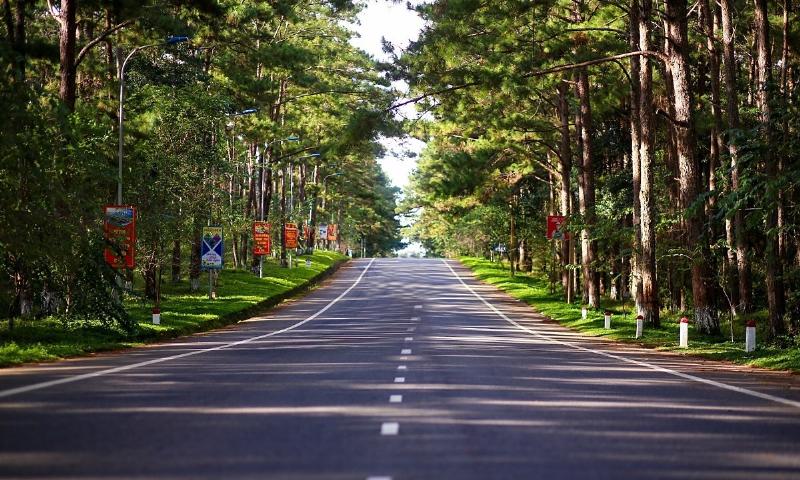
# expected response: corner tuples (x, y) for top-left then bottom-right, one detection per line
(117, 35), (189, 204)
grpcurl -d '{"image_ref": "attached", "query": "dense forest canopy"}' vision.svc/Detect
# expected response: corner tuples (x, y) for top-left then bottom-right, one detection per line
(0, 0), (403, 325)
(397, 0), (799, 336)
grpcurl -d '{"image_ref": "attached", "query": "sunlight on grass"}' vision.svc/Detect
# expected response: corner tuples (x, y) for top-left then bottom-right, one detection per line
(460, 257), (800, 373)
(0, 251), (347, 367)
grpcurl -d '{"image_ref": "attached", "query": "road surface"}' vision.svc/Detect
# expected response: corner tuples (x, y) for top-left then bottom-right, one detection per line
(1, 258), (799, 479)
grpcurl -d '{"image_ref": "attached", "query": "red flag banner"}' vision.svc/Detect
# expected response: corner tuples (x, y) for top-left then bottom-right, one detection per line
(253, 221), (271, 255)
(327, 224), (337, 241)
(546, 215), (570, 240)
(103, 205), (136, 269)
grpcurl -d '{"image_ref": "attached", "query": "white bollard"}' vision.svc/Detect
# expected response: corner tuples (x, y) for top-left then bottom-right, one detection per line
(152, 307), (161, 325)
(581, 307), (588, 320)
(635, 315), (643, 339)
(604, 311), (612, 329)
(745, 320), (756, 353)
(679, 317), (689, 348)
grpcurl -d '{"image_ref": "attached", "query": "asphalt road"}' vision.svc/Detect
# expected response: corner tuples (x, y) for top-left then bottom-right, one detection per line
(1, 258), (800, 480)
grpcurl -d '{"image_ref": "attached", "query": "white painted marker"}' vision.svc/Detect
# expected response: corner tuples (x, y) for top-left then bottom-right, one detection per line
(381, 422), (399, 435)
(389, 395), (403, 403)
(405, 337), (413, 342)
(414, 305), (423, 310)
(411, 316), (420, 321)
(394, 377), (405, 383)
(397, 365), (407, 371)
(401, 349), (412, 355)
(367, 477), (392, 480)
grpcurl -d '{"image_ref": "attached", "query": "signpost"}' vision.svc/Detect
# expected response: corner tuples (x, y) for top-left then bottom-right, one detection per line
(327, 223), (337, 241)
(318, 224), (328, 248)
(201, 227), (223, 298)
(103, 205), (136, 269)
(546, 215), (570, 240)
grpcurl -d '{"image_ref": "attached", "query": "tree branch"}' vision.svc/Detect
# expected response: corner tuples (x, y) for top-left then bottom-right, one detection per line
(74, 19), (133, 68)
(388, 51), (666, 111)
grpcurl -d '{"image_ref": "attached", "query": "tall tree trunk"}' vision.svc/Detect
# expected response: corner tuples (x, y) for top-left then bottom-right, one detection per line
(576, 68), (599, 308)
(58, 0), (77, 111)
(171, 239), (181, 283)
(629, 0), (644, 315)
(639, 0), (659, 326)
(665, 0), (718, 333)
(720, 0), (751, 312)
(308, 164), (319, 254)
(189, 228), (201, 292)
(754, 0), (786, 336)
(557, 80), (574, 304)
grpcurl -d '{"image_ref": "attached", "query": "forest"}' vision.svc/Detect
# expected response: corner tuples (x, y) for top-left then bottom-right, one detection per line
(399, 0), (799, 338)
(0, 0), (402, 327)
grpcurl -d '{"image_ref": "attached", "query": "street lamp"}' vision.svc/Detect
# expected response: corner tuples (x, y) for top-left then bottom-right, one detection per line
(116, 35), (190, 205)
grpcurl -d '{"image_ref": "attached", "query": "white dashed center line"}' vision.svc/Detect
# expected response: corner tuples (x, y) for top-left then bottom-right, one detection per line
(404, 337), (413, 342)
(414, 305), (423, 310)
(367, 476), (392, 480)
(397, 365), (407, 370)
(389, 395), (403, 403)
(401, 349), (412, 355)
(394, 377), (406, 383)
(381, 422), (399, 435)
(411, 316), (420, 321)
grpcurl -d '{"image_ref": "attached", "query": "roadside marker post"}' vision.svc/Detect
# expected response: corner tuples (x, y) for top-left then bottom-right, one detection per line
(604, 310), (612, 329)
(152, 307), (160, 325)
(746, 320), (756, 353)
(635, 315), (643, 338)
(679, 317), (689, 348)
(581, 307), (588, 320)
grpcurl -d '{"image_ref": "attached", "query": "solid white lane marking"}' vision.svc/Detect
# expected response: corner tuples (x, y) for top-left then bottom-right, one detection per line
(397, 365), (407, 370)
(405, 337), (413, 342)
(401, 349), (412, 355)
(394, 377), (406, 383)
(0, 260), (378, 400)
(390, 395), (403, 403)
(443, 260), (800, 410)
(381, 422), (399, 435)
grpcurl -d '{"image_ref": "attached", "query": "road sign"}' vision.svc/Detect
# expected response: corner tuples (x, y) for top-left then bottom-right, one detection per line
(253, 221), (271, 255)
(318, 224), (328, 239)
(284, 223), (299, 249)
(103, 205), (136, 269)
(546, 215), (570, 240)
(201, 227), (223, 270)
(494, 244), (507, 253)
(327, 224), (337, 241)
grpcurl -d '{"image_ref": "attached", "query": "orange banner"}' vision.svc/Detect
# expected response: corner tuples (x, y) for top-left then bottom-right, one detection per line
(253, 221), (271, 255)
(284, 223), (299, 249)
(103, 205), (136, 269)
(327, 224), (337, 241)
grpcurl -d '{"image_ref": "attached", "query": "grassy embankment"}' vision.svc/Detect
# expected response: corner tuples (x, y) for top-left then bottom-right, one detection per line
(0, 251), (347, 367)
(460, 257), (800, 372)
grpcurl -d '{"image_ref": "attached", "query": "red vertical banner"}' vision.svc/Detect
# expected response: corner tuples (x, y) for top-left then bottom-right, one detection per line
(303, 225), (312, 242)
(253, 221), (271, 255)
(284, 223), (299, 249)
(546, 215), (569, 240)
(103, 205), (136, 269)
(327, 224), (337, 241)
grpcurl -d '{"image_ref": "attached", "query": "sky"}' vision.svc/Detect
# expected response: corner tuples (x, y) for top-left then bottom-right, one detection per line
(348, 0), (427, 191)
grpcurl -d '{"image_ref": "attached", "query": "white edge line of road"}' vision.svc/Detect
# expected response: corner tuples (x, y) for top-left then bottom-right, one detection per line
(0, 258), (376, 400)
(443, 259), (800, 410)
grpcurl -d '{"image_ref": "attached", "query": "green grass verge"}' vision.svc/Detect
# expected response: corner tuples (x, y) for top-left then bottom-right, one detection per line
(0, 251), (348, 367)
(460, 257), (800, 372)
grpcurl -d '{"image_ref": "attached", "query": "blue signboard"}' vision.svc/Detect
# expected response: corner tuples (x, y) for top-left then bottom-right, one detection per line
(201, 226), (223, 270)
